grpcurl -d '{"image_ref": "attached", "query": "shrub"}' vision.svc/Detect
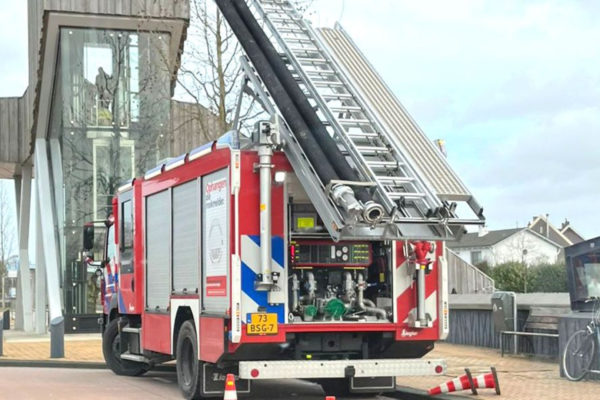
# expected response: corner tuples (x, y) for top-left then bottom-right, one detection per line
(490, 262), (532, 293)
(528, 263), (568, 292)
(475, 261), (491, 277)
(489, 261), (568, 293)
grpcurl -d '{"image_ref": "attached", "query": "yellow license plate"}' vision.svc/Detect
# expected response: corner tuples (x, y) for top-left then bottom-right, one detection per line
(246, 313), (278, 335)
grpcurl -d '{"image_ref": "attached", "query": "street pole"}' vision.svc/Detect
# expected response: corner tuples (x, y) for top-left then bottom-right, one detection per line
(0, 311), (3, 356)
(522, 249), (528, 293)
(1, 275), (5, 309)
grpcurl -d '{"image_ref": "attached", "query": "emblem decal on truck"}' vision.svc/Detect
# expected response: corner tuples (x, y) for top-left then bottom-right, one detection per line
(401, 329), (418, 338)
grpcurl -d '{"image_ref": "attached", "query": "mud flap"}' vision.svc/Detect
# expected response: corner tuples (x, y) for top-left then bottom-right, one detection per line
(350, 376), (395, 393)
(201, 363), (251, 397)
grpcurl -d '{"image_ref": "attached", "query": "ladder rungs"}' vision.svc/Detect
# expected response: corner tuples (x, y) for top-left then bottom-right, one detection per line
(279, 27), (306, 34)
(262, 5), (293, 12)
(347, 132), (379, 139)
(367, 160), (399, 168)
(296, 56), (329, 64)
(290, 46), (321, 54)
(269, 16), (302, 23)
(313, 80), (345, 87)
(256, 0), (442, 217)
(338, 118), (371, 125)
(306, 70), (337, 78)
(330, 106), (362, 112)
(355, 145), (389, 153)
(285, 37), (315, 44)
(388, 192), (427, 200)
(377, 176), (415, 184)
(322, 93), (354, 100)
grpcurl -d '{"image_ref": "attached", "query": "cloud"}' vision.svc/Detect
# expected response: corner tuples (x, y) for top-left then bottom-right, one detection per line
(320, 1), (600, 238)
(461, 106), (600, 236)
(0, 0), (27, 96)
(0, 0), (598, 239)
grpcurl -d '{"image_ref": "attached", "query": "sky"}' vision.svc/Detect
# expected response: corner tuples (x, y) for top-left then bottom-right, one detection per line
(0, 0), (599, 241)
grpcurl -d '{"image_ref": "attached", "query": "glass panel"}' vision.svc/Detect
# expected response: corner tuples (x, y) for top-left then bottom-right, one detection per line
(570, 251), (600, 301)
(122, 200), (133, 251)
(106, 224), (116, 261)
(49, 27), (172, 317)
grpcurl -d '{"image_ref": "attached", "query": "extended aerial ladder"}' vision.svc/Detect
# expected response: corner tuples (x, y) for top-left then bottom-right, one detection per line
(220, 0), (484, 241)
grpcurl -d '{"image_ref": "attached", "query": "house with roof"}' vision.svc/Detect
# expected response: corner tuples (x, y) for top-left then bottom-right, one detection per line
(527, 215), (585, 247)
(448, 227), (564, 267)
(449, 215), (586, 267)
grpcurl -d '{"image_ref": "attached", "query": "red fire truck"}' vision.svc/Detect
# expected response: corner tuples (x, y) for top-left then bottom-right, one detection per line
(89, 130), (455, 398)
(87, 1), (485, 398)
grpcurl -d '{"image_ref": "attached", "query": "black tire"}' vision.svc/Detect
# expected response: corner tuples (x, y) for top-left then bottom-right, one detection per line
(562, 329), (595, 381)
(102, 318), (148, 376)
(176, 320), (202, 400)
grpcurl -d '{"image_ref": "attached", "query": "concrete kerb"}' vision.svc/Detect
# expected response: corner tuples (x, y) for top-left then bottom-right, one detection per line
(0, 358), (177, 372)
(0, 359), (106, 369)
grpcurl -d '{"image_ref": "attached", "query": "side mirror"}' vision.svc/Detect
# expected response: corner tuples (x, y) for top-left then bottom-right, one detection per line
(83, 224), (94, 251)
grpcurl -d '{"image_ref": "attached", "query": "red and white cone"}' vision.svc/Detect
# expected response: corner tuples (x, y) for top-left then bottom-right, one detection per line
(224, 373), (238, 400)
(470, 367), (501, 395)
(427, 372), (472, 395)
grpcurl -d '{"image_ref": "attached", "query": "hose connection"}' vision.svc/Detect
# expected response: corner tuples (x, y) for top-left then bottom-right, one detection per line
(362, 201), (385, 224)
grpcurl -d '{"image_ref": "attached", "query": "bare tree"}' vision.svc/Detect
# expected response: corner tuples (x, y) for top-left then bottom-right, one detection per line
(174, 0), (315, 142)
(176, 0), (240, 137)
(0, 182), (16, 281)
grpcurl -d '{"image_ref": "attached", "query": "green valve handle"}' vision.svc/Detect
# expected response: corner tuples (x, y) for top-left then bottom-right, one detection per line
(304, 305), (317, 317)
(324, 298), (347, 319)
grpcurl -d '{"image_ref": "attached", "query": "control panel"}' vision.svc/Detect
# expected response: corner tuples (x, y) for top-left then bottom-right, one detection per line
(289, 241), (372, 267)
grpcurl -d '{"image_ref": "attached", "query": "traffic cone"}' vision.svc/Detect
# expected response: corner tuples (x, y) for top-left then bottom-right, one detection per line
(224, 373), (237, 400)
(325, 397), (336, 400)
(470, 367), (501, 395)
(427, 371), (472, 395)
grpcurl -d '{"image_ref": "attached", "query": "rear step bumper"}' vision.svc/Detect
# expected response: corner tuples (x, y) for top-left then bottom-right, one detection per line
(239, 358), (446, 380)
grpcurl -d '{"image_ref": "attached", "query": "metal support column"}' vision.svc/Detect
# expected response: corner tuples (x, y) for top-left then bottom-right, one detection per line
(14, 176), (22, 329)
(35, 195), (47, 334)
(35, 139), (64, 358)
(16, 165), (33, 332)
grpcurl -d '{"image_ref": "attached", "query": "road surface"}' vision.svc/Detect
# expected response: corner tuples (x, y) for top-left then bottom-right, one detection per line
(0, 367), (421, 399)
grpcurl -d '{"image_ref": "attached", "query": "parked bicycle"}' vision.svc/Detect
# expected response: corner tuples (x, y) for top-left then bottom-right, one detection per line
(562, 297), (600, 381)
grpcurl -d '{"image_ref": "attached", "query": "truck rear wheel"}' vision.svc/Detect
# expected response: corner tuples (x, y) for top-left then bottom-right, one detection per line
(102, 318), (148, 376)
(176, 320), (202, 399)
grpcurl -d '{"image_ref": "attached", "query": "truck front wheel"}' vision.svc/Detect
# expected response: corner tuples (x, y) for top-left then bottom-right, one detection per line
(176, 320), (202, 399)
(102, 318), (147, 376)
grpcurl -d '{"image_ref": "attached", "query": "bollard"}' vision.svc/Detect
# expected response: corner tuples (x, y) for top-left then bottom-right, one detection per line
(49, 316), (64, 358)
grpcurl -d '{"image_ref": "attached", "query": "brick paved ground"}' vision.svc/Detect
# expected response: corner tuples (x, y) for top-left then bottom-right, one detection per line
(1, 331), (103, 362)
(2, 333), (599, 399)
(398, 342), (600, 399)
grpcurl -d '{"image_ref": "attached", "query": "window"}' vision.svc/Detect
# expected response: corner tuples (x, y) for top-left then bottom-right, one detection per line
(120, 199), (134, 274)
(471, 251), (483, 265)
(121, 200), (133, 251)
(105, 224), (116, 261)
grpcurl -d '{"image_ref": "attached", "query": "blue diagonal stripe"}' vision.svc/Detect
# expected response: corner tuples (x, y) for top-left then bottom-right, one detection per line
(241, 261), (285, 323)
(247, 235), (284, 267)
